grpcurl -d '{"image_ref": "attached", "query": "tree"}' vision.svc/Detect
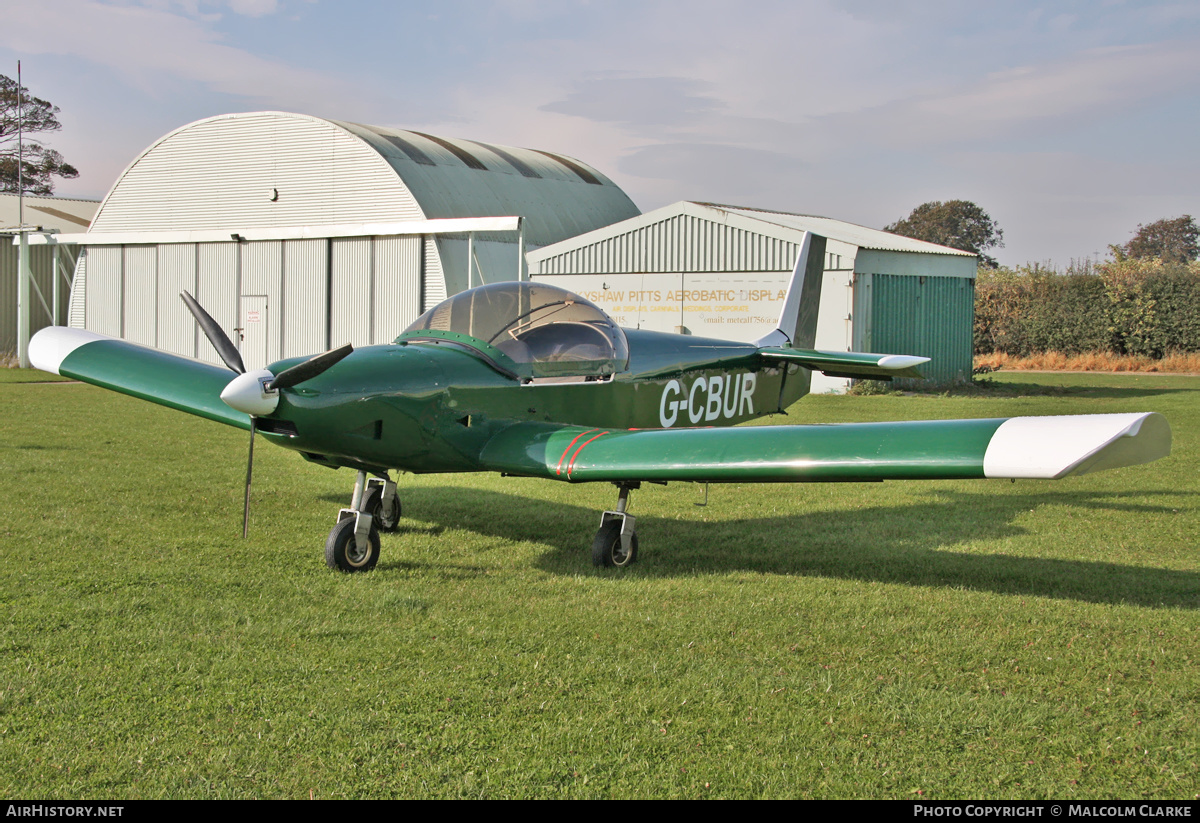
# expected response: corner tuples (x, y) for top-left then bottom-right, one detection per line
(1122, 215), (1199, 265)
(884, 200), (1004, 267)
(0, 74), (78, 196)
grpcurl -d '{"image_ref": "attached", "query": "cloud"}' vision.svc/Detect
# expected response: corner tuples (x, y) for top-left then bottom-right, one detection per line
(139, 0), (283, 19)
(540, 76), (725, 129)
(832, 39), (1200, 146)
(946, 151), (1200, 199)
(224, 0), (280, 16)
(619, 143), (808, 197)
(0, 1), (350, 111)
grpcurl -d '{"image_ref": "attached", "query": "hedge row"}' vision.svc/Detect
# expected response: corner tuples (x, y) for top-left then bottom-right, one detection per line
(974, 259), (1200, 357)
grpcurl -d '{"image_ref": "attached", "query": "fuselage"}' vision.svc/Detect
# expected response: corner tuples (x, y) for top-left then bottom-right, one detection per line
(259, 328), (812, 477)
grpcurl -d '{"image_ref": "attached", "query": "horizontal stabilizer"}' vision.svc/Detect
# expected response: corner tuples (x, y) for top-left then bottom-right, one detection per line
(758, 347), (930, 380)
(480, 413), (1169, 483)
(28, 327), (251, 431)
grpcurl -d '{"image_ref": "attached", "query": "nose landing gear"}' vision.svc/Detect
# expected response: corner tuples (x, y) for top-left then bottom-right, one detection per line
(325, 470), (401, 572)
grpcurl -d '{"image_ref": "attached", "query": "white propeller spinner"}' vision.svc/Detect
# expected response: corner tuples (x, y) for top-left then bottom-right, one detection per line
(220, 369), (281, 416)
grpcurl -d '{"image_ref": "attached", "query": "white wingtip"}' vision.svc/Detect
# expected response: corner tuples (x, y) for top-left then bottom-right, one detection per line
(984, 413), (1171, 479)
(28, 327), (108, 374)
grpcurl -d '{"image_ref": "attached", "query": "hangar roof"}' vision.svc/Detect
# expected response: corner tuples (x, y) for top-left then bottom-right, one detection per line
(0, 193), (98, 234)
(86, 112), (639, 249)
(527, 200), (975, 274)
(696, 203), (977, 257)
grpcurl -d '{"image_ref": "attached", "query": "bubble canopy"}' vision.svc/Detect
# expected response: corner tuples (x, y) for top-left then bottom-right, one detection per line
(399, 282), (629, 379)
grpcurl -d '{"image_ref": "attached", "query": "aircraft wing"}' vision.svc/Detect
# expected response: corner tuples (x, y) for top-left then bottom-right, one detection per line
(758, 347), (930, 380)
(28, 327), (251, 431)
(479, 413), (1170, 483)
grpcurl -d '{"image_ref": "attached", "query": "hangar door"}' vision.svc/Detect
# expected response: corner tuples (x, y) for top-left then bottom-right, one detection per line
(853, 273), (974, 384)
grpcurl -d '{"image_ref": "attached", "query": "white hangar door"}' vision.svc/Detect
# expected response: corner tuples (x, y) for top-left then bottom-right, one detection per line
(329, 235), (422, 349)
(196, 243), (238, 367)
(239, 240), (283, 370)
(329, 238), (371, 348)
(239, 239), (328, 368)
(240, 294), (269, 372)
(372, 236), (421, 343)
(157, 244), (198, 358)
(281, 238), (327, 358)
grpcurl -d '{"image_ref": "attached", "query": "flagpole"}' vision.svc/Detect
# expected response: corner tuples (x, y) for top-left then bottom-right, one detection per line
(17, 61), (32, 368)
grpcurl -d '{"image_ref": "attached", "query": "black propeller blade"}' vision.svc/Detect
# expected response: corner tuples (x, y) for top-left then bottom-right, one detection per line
(268, 343), (354, 390)
(181, 290), (246, 375)
(180, 290), (257, 536)
(180, 291), (353, 540)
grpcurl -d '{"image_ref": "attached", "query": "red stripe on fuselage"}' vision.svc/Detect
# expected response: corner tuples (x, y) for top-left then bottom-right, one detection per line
(566, 431), (609, 479)
(556, 429), (599, 476)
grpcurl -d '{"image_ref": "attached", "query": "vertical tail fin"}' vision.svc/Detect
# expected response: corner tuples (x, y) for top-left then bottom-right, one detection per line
(753, 232), (827, 349)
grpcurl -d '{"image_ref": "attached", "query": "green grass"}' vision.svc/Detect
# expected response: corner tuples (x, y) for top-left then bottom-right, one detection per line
(1, 369), (1196, 798)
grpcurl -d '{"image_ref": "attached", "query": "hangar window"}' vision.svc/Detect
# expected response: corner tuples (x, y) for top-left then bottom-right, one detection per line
(412, 132), (489, 171)
(364, 128), (436, 166)
(468, 140), (542, 179)
(400, 282), (629, 380)
(530, 150), (602, 185)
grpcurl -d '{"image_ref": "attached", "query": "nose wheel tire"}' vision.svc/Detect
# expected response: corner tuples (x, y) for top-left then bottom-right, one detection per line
(325, 517), (381, 572)
(361, 486), (402, 532)
(592, 521), (638, 568)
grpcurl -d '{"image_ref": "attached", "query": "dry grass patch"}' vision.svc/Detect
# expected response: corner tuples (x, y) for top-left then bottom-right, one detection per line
(975, 350), (1200, 373)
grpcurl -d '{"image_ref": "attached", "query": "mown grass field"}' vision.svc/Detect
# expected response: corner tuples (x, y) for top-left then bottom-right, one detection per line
(1, 369), (1196, 799)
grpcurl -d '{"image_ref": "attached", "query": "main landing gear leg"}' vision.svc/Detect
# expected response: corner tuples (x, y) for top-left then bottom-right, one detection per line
(592, 482), (639, 568)
(325, 469), (399, 572)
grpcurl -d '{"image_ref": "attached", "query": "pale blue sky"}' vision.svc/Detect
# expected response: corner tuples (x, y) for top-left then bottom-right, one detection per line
(4, 0), (1198, 266)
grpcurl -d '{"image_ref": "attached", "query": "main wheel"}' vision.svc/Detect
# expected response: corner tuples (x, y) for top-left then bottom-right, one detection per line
(325, 516), (381, 572)
(592, 521), (639, 568)
(361, 486), (402, 532)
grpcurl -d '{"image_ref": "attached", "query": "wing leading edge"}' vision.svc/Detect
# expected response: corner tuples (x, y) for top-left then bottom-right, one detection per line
(480, 413), (1170, 483)
(28, 327), (251, 431)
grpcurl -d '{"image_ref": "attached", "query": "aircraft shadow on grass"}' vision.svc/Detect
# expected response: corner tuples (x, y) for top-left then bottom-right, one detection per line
(325, 485), (1199, 610)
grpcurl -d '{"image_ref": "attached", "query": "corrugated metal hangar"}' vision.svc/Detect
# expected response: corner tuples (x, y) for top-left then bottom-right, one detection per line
(1, 193), (98, 356)
(47, 111), (639, 370)
(528, 201), (978, 390)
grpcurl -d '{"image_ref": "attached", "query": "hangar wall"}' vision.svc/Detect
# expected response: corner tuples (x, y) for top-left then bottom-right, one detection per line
(71, 235), (424, 370)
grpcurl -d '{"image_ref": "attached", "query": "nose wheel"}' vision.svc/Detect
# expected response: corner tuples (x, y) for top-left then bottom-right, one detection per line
(362, 478), (402, 532)
(326, 471), (400, 572)
(326, 514), (381, 572)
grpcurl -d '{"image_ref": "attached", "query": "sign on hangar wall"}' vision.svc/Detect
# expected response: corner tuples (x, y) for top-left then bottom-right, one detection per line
(532, 270), (856, 393)
(535, 272), (786, 337)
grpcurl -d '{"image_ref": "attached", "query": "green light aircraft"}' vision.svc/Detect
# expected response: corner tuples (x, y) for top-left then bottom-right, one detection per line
(29, 233), (1171, 572)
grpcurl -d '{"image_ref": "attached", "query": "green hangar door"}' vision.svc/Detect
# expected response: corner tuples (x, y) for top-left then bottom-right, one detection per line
(856, 273), (974, 385)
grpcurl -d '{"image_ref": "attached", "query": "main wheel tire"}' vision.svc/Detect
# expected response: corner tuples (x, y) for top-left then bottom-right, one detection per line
(325, 516), (381, 572)
(361, 486), (402, 532)
(592, 521), (639, 568)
